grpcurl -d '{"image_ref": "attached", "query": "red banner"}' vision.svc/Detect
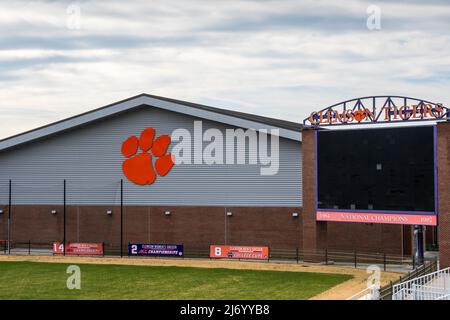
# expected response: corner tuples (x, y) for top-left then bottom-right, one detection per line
(53, 242), (103, 255)
(316, 211), (437, 226)
(210, 245), (269, 260)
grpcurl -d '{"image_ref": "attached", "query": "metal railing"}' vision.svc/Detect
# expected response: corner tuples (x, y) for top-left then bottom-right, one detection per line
(1, 240), (413, 271)
(346, 285), (379, 300)
(436, 293), (450, 300)
(379, 259), (438, 300)
(392, 267), (450, 300)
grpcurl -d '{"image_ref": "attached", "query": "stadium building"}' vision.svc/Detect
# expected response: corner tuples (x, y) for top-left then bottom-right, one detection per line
(0, 94), (448, 267)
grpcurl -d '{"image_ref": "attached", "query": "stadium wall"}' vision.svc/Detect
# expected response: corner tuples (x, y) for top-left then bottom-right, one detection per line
(0, 101), (417, 255)
(437, 122), (450, 267)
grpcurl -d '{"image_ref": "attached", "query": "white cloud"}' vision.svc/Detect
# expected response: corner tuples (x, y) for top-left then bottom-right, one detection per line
(0, 0), (449, 138)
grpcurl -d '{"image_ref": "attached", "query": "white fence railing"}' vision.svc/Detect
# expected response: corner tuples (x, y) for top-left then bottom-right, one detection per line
(346, 286), (379, 300)
(393, 267), (450, 300)
(436, 293), (450, 300)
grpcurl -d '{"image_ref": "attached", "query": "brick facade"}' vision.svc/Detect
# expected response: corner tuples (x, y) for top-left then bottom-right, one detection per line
(0, 205), (302, 252)
(301, 129), (328, 259)
(0, 202), (405, 255)
(438, 122), (450, 267)
(326, 222), (404, 255)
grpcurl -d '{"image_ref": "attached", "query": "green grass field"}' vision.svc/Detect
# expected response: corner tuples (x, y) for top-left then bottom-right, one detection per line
(0, 261), (351, 300)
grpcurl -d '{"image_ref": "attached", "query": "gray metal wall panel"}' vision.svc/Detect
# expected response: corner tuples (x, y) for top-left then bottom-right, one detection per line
(0, 180), (8, 204)
(0, 106), (302, 206)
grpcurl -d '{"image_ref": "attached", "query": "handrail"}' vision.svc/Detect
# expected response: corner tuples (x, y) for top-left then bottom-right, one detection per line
(346, 285), (377, 300)
(392, 265), (450, 300)
(379, 259), (438, 300)
(436, 294), (450, 300)
(393, 267), (450, 290)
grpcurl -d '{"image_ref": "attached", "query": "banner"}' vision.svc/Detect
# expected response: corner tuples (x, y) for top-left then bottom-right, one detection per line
(128, 243), (184, 257)
(316, 211), (437, 226)
(210, 245), (269, 260)
(52, 242), (103, 255)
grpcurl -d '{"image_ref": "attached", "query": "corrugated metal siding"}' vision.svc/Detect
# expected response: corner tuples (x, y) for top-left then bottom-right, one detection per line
(0, 180), (8, 204)
(0, 106), (302, 206)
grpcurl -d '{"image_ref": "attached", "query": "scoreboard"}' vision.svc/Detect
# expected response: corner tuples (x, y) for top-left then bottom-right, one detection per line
(316, 126), (437, 225)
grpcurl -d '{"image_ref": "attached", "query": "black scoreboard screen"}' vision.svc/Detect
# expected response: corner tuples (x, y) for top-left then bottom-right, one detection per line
(317, 126), (436, 213)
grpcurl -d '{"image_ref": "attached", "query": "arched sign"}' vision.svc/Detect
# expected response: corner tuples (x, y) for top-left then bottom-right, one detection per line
(303, 96), (449, 127)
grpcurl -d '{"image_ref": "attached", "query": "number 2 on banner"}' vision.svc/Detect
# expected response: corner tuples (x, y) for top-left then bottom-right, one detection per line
(131, 245), (138, 255)
(214, 247), (221, 256)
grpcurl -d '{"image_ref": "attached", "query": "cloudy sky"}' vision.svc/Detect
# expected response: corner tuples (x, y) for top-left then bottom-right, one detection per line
(0, 0), (449, 139)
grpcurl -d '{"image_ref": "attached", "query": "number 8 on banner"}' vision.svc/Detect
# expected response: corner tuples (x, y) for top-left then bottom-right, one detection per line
(214, 247), (221, 256)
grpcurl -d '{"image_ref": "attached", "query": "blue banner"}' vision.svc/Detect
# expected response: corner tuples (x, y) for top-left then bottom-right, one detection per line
(128, 243), (184, 257)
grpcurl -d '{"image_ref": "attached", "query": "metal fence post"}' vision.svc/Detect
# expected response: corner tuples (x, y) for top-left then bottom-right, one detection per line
(120, 179), (123, 258)
(384, 253), (387, 271)
(63, 179), (66, 256)
(7, 179), (11, 255)
(28, 240), (31, 255)
(296, 247), (299, 264)
(354, 250), (357, 268)
(325, 248), (328, 265)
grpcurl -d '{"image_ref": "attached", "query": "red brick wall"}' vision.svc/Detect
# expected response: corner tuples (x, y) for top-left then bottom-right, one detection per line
(226, 207), (302, 248)
(8, 205), (64, 243)
(147, 206), (226, 249)
(438, 122), (450, 267)
(302, 129), (328, 256)
(1, 203), (407, 255)
(0, 205), (9, 243)
(0, 205), (302, 252)
(66, 205), (121, 244)
(327, 222), (403, 254)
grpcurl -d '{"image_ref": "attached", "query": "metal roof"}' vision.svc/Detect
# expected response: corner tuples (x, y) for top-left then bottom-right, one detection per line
(0, 93), (302, 151)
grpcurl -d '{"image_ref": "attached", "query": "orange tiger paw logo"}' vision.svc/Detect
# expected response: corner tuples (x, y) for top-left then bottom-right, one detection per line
(353, 110), (367, 122)
(121, 128), (175, 185)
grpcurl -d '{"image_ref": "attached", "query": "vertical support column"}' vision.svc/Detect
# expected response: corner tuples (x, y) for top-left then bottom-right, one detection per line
(414, 225), (424, 267)
(7, 179), (11, 254)
(63, 179), (66, 256)
(302, 128), (327, 261)
(120, 179), (123, 258)
(438, 122), (450, 268)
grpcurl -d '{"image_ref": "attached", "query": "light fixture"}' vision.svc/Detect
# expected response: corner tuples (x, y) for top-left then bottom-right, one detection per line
(106, 210), (112, 215)
(0, 209), (3, 214)
(51, 209), (57, 215)
(292, 212), (299, 218)
(165, 211), (171, 216)
(226, 212), (233, 217)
